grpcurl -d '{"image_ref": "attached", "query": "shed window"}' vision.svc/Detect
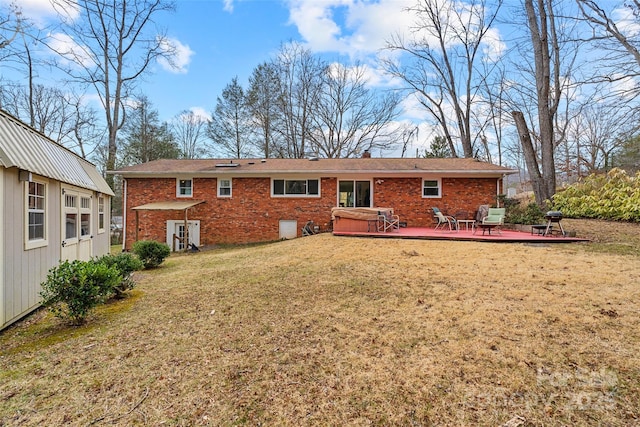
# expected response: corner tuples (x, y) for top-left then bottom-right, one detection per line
(177, 179), (193, 197)
(422, 179), (441, 198)
(98, 196), (105, 232)
(27, 181), (46, 242)
(80, 197), (91, 238)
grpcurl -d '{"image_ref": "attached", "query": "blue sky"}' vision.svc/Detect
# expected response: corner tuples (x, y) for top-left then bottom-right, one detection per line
(144, 0), (300, 119)
(3, 0), (635, 159)
(5, 0), (420, 119)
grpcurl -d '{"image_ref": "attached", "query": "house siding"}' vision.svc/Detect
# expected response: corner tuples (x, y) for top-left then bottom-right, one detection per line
(1, 168), (112, 330)
(124, 175), (501, 248)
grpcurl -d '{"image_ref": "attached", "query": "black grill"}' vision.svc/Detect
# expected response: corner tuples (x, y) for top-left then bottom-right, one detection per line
(544, 211), (563, 222)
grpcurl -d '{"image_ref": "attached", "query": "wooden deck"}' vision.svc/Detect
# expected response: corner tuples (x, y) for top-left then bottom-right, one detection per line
(332, 226), (589, 243)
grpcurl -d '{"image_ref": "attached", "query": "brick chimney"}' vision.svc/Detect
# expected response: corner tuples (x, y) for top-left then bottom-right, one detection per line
(362, 149), (371, 158)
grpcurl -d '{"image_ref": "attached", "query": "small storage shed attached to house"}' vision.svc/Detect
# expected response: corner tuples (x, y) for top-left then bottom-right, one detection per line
(0, 109), (114, 330)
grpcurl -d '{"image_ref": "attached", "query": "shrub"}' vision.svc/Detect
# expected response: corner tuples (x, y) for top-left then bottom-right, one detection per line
(95, 252), (144, 298)
(505, 201), (545, 224)
(551, 168), (640, 221)
(40, 260), (121, 325)
(132, 240), (171, 269)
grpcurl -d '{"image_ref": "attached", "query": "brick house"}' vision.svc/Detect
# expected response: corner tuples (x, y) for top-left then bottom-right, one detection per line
(112, 157), (515, 250)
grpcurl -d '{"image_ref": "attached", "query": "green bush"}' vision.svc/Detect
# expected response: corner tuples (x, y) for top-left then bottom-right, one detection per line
(552, 168), (640, 221)
(40, 260), (121, 324)
(131, 240), (171, 269)
(505, 201), (545, 224)
(95, 252), (144, 298)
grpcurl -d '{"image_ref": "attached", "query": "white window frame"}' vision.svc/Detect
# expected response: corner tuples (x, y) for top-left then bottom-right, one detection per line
(80, 196), (91, 239)
(64, 192), (79, 242)
(98, 196), (106, 234)
(24, 179), (48, 250)
(422, 178), (442, 198)
(271, 178), (320, 198)
(177, 178), (193, 198)
(338, 179), (372, 208)
(218, 178), (232, 198)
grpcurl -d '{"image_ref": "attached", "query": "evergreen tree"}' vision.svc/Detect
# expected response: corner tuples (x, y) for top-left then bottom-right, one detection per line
(120, 95), (180, 165)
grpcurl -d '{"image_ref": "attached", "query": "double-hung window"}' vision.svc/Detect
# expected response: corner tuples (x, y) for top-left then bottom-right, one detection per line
(98, 196), (106, 233)
(25, 180), (48, 249)
(218, 178), (232, 197)
(422, 179), (441, 198)
(80, 196), (91, 238)
(177, 178), (193, 197)
(272, 179), (320, 197)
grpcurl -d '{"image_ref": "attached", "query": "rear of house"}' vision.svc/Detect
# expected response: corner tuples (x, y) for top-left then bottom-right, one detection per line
(0, 110), (114, 330)
(113, 157), (515, 250)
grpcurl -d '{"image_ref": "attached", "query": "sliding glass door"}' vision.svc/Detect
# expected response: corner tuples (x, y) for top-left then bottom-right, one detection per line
(338, 180), (371, 207)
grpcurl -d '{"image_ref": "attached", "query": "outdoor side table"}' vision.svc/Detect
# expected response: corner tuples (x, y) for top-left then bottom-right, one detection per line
(457, 219), (475, 231)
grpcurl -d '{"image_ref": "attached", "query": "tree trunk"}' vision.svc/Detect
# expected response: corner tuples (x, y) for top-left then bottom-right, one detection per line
(512, 111), (551, 209)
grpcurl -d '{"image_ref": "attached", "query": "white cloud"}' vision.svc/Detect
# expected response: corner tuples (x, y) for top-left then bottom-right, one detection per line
(285, 0), (505, 65)
(2, 0), (79, 24)
(48, 32), (94, 67)
(222, 0), (234, 13)
(286, 0), (414, 56)
(612, 6), (640, 38)
(187, 107), (212, 121)
(157, 37), (194, 74)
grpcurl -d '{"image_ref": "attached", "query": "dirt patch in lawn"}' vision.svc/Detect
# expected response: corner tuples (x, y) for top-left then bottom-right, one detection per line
(1, 220), (639, 426)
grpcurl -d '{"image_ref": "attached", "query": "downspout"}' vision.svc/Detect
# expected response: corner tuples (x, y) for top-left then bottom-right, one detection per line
(121, 178), (127, 251)
(497, 174), (506, 207)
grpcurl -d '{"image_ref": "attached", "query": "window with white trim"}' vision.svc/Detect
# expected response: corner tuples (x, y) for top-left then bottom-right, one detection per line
(26, 181), (47, 248)
(65, 194), (78, 239)
(422, 179), (441, 198)
(177, 178), (193, 197)
(98, 196), (106, 233)
(80, 196), (91, 237)
(272, 179), (319, 196)
(338, 180), (371, 207)
(218, 178), (232, 197)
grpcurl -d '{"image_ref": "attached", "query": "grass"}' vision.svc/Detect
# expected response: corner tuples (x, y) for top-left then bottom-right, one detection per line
(1, 219), (639, 426)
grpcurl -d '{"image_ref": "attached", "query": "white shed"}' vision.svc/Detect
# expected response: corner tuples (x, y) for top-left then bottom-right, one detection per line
(0, 109), (114, 330)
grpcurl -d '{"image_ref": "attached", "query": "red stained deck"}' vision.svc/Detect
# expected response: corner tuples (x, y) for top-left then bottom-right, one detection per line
(332, 226), (589, 243)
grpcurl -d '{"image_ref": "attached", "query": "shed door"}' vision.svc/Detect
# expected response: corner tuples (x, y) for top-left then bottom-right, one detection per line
(61, 188), (93, 261)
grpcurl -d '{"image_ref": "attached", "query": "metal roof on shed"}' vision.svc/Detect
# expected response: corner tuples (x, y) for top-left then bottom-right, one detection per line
(0, 109), (113, 196)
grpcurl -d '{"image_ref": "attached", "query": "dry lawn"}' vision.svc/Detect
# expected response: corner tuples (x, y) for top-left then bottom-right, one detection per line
(1, 219), (640, 426)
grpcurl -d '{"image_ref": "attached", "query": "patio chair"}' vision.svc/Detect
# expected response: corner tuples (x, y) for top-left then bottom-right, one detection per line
(378, 210), (400, 232)
(481, 208), (505, 234)
(432, 207), (458, 231)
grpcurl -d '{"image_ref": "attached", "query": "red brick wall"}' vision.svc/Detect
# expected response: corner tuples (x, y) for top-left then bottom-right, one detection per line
(124, 176), (501, 248)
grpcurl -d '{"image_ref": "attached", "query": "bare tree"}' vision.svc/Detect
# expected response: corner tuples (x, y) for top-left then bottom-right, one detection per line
(309, 63), (401, 158)
(577, 1), (640, 68)
(0, 82), (102, 158)
(274, 42), (324, 158)
(566, 102), (636, 176)
(171, 110), (207, 159)
(246, 61), (283, 158)
(207, 77), (254, 158)
(384, 0), (503, 158)
(0, 2), (21, 54)
(48, 0), (175, 185)
(511, 0), (581, 207)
